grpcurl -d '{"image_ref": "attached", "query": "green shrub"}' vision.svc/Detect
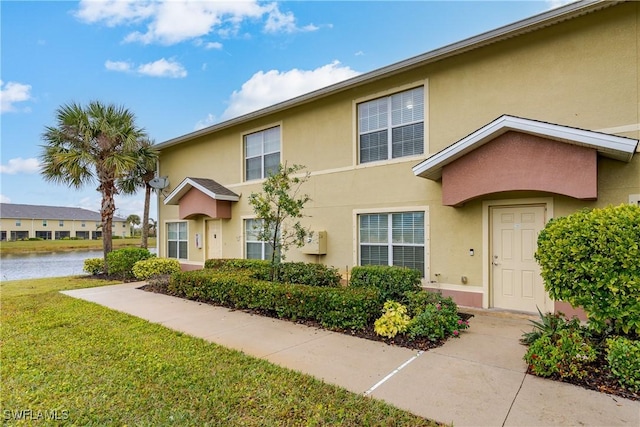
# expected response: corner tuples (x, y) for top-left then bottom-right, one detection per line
(535, 204), (640, 335)
(406, 296), (469, 341)
(107, 247), (154, 279)
(204, 258), (270, 271)
(205, 259), (341, 287)
(520, 309), (583, 346)
(374, 301), (410, 338)
(168, 270), (381, 330)
(524, 328), (596, 379)
(83, 257), (105, 275)
(606, 336), (640, 392)
(349, 265), (421, 302)
(132, 258), (181, 280)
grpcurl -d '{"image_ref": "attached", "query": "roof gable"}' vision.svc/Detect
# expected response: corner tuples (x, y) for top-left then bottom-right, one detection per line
(164, 177), (239, 205)
(413, 115), (639, 180)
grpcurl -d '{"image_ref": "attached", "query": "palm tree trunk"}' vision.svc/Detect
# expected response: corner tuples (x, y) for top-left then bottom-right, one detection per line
(141, 183), (151, 249)
(101, 186), (116, 268)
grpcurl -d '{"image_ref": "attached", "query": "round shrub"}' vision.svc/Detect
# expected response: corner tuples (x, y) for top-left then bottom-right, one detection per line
(132, 258), (181, 280)
(83, 257), (105, 275)
(374, 301), (410, 338)
(407, 297), (469, 341)
(606, 336), (640, 392)
(107, 247), (154, 279)
(535, 204), (640, 335)
(524, 328), (596, 380)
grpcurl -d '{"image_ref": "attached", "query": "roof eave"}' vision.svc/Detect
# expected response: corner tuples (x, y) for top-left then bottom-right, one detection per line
(157, 0), (620, 151)
(164, 178), (240, 205)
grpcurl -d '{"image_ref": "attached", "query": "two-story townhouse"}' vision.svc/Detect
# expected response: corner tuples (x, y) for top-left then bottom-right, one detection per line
(155, 0), (639, 315)
(0, 203), (130, 240)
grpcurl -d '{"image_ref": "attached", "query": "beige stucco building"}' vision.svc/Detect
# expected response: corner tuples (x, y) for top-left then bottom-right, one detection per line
(155, 0), (640, 314)
(0, 203), (130, 240)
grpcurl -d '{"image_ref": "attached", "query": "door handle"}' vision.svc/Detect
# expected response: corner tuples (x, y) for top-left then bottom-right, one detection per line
(492, 255), (499, 266)
(492, 261), (500, 266)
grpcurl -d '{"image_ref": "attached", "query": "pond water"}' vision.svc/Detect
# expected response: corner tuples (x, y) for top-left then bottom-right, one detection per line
(0, 249), (156, 282)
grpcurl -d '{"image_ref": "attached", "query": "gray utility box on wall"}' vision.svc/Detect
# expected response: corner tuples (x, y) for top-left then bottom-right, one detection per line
(301, 230), (327, 255)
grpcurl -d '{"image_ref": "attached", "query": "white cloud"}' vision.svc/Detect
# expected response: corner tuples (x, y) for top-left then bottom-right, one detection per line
(221, 61), (360, 121)
(0, 157), (40, 175)
(204, 41), (223, 50)
(263, 3), (318, 34)
(137, 58), (187, 78)
(106, 58), (187, 78)
(194, 113), (217, 131)
(0, 194), (11, 203)
(75, 0), (315, 45)
(105, 60), (133, 72)
(1, 80), (32, 113)
(546, 0), (579, 9)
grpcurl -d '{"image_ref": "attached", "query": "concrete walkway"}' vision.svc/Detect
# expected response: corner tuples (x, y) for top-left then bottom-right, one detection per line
(62, 283), (639, 426)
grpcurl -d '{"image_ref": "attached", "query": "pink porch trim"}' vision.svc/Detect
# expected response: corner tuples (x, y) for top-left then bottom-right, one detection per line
(441, 131), (597, 206)
(178, 187), (232, 220)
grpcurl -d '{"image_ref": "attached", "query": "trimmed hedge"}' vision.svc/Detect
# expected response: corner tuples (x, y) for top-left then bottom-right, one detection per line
(535, 204), (640, 335)
(83, 257), (105, 275)
(168, 269), (381, 330)
(107, 247), (154, 280)
(349, 265), (422, 302)
(132, 258), (181, 280)
(204, 259), (341, 287)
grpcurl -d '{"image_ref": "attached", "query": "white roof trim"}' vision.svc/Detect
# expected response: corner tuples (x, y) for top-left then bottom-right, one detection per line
(413, 115), (639, 180)
(157, 0), (621, 151)
(164, 178), (240, 205)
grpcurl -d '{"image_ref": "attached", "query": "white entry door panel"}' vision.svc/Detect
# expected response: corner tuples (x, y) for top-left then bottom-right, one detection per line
(491, 205), (548, 313)
(206, 219), (222, 260)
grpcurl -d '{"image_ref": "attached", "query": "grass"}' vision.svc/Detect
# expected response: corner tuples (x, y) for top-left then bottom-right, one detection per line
(1, 277), (439, 426)
(0, 237), (157, 254)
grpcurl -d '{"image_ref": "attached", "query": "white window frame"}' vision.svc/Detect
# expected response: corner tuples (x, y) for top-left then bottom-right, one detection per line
(353, 206), (430, 278)
(357, 86), (425, 164)
(42, 220), (48, 227)
(167, 221), (188, 260)
(243, 125), (281, 181)
(15, 219), (21, 226)
(244, 218), (275, 261)
(59, 220), (64, 227)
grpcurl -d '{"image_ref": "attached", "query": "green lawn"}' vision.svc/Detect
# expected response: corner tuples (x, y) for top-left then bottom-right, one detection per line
(0, 237), (157, 254)
(1, 277), (438, 426)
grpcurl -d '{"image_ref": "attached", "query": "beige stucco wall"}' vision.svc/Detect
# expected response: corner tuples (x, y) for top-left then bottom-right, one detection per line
(157, 2), (640, 304)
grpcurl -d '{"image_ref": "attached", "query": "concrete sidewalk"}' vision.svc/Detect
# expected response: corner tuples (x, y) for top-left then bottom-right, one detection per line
(62, 283), (639, 426)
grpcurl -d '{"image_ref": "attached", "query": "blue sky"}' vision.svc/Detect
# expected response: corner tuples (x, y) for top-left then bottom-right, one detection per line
(1, 0), (568, 220)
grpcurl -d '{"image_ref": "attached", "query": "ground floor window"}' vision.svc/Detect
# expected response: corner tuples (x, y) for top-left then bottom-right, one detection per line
(35, 230), (52, 240)
(359, 211), (425, 276)
(76, 231), (90, 239)
(11, 231), (29, 240)
(55, 231), (70, 239)
(167, 222), (188, 259)
(245, 219), (275, 260)
(92, 231), (102, 240)
(0, 231), (6, 241)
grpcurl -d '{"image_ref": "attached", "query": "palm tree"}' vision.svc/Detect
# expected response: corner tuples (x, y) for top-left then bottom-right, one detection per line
(148, 218), (157, 237)
(40, 101), (147, 267)
(126, 214), (141, 237)
(117, 139), (158, 248)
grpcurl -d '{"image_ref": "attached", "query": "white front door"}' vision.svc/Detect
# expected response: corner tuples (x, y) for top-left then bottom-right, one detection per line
(206, 219), (222, 260)
(491, 205), (548, 313)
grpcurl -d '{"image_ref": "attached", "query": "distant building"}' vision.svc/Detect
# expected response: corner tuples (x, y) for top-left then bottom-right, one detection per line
(0, 203), (130, 241)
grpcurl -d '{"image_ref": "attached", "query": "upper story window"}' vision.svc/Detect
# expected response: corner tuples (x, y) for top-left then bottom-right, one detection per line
(244, 126), (280, 181)
(358, 86), (424, 164)
(59, 220), (64, 227)
(42, 220), (48, 227)
(15, 220), (21, 226)
(81, 221), (86, 227)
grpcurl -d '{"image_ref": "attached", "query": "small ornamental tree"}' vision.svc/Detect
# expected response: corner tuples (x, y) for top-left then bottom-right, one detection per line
(535, 204), (640, 335)
(248, 163), (312, 281)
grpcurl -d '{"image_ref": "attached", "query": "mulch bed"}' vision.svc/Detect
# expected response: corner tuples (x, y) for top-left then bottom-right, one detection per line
(134, 279), (638, 401)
